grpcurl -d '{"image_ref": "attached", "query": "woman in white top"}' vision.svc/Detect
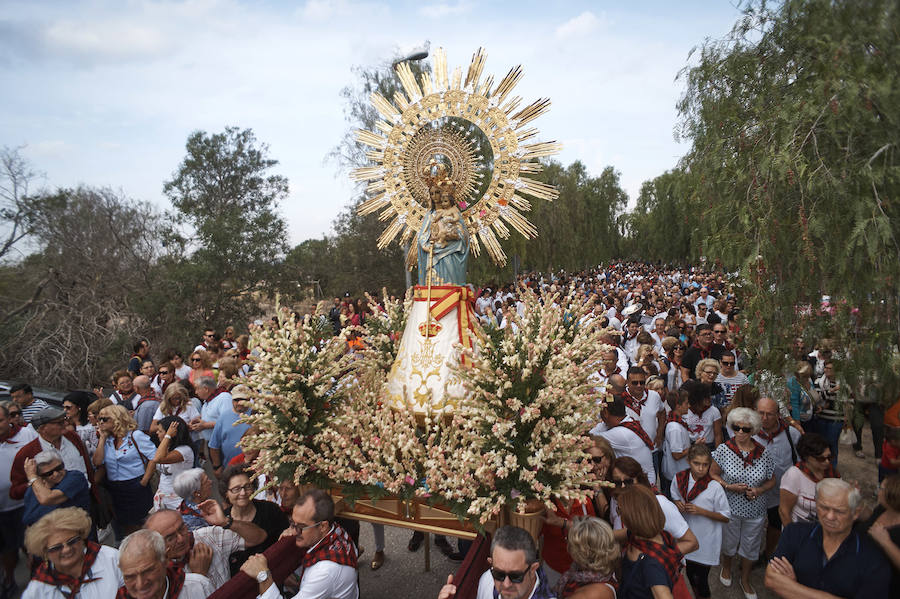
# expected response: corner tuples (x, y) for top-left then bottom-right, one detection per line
(661, 390), (692, 496)
(670, 444), (730, 599)
(150, 384), (201, 441)
(779, 433), (835, 524)
(22, 507), (123, 599)
(682, 379), (723, 448)
(149, 417), (196, 510)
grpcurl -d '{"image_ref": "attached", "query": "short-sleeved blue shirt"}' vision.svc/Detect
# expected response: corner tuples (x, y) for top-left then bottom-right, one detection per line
(208, 407), (249, 464)
(773, 521), (890, 599)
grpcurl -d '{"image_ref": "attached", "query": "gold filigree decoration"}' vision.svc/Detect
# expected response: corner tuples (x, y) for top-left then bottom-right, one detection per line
(351, 47), (561, 266)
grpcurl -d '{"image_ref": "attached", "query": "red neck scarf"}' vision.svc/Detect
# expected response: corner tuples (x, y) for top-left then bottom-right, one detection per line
(2, 424), (21, 443)
(676, 469), (712, 502)
(667, 412), (689, 432)
(135, 389), (158, 408)
(724, 438), (765, 468)
(623, 389), (647, 416)
(756, 420), (789, 444)
(204, 387), (226, 404)
(617, 420), (655, 450)
(627, 530), (683, 586)
(795, 460), (839, 482)
(691, 342), (711, 360)
(117, 564), (185, 599)
(300, 524), (357, 581)
(33, 541), (102, 598)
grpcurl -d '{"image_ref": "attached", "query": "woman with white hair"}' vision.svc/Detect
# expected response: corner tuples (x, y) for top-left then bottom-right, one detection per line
(22, 507), (122, 598)
(172, 467), (213, 530)
(23, 449), (91, 527)
(711, 406), (775, 599)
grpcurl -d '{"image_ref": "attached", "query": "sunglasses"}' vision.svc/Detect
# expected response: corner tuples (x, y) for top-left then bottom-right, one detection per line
(734, 426), (753, 433)
(39, 464), (64, 478)
(809, 454), (832, 463)
(98, 417), (112, 423)
(46, 535), (82, 555)
(674, 346), (686, 350)
(9, 411), (21, 417)
(158, 370), (170, 375)
(614, 479), (637, 487)
(628, 380), (645, 386)
(590, 456), (606, 464)
(490, 566), (532, 584)
(190, 358), (202, 363)
(721, 361), (735, 366)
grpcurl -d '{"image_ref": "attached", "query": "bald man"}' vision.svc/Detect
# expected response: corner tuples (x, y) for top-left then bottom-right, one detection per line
(132, 375), (160, 434)
(754, 397), (802, 559)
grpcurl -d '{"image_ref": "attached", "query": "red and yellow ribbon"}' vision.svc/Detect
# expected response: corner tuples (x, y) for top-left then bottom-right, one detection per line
(413, 285), (477, 366)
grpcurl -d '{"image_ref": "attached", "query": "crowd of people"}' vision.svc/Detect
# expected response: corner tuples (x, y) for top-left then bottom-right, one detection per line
(0, 261), (898, 599)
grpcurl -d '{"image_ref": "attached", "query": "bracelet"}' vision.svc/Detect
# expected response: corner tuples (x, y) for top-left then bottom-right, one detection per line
(27, 477), (37, 486)
(164, 435), (172, 440)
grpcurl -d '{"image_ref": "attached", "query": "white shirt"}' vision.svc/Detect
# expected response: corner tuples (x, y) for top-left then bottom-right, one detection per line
(0, 425), (38, 511)
(258, 527), (359, 599)
(22, 545), (123, 599)
(623, 389), (664, 448)
(683, 406), (721, 444)
(592, 419), (656, 483)
(39, 435), (87, 477)
(476, 569), (543, 599)
(661, 421), (692, 480)
(754, 425), (802, 508)
(669, 476), (730, 566)
(610, 493), (690, 540)
(189, 526), (245, 590)
(154, 445), (195, 510)
(180, 573), (216, 599)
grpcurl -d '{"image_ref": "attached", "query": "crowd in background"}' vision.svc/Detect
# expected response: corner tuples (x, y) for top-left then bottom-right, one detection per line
(0, 261), (898, 598)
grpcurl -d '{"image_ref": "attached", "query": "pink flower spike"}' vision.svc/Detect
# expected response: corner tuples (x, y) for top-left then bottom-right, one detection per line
(458, 201), (468, 209)
(405, 476), (416, 485)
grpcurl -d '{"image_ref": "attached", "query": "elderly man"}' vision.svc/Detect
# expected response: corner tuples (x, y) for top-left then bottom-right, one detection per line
(438, 525), (554, 599)
(754, 397), (802, 559)
(241, 488), (358, 599)
(208, 385), (252, 477)
(144, 502), (266, 591)
(766, 478), (890, 598)
(132, 376), (159, 434)
(118, 529), (213, 599)
(681, 324), (725, 381)
(9, 407), (93, 501)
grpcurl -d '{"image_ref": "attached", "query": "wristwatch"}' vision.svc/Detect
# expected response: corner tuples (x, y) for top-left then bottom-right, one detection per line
(256, 570), (270, 583)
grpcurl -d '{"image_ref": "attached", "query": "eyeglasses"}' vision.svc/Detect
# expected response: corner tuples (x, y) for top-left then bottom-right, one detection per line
(734, 426), (753, 433)
(158, 370), (170, 375)
(490, 566), (532, 584)
(46, 535), (82, 555)
(613, 479), (637, 487)
(810, 454), (832, 463)
(98, 417), (111, 423)
(721, 360), (735, 366)
(204, 334), (215, 338)
(163, 523), (189, 546)
(628, 380), (645, 386)
(289, 520), (323, 533)
(39, 464), (65, 478)
(714, 330), (726, 334)
(190, 358), (202, 363)
(590, 456), (607, 464)
(674, 346), (685, 351)
(228, 482), (256, 495)
(8, 411), (21, 418)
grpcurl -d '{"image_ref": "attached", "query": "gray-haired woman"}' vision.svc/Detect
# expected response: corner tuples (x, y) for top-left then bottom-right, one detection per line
(23, 449), (91, 527)
(711, 407), (775, 598)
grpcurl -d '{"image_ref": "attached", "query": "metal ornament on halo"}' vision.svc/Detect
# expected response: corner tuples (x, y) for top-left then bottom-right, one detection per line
(351, 46), (561, 267)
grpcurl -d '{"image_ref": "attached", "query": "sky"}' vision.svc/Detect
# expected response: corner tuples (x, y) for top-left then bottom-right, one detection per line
(0, 0), (745, 246)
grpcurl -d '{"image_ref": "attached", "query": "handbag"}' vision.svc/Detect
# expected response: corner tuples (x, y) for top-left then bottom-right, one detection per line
(839, 428), (855, 445)
(131, 432), (160, 492)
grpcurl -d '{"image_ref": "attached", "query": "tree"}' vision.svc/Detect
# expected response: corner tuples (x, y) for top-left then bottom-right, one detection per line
(677, 0), (900, 386)
(162, 127), (289, 327)
(0, 186), (164, 388)
(621, 169), (694, 263)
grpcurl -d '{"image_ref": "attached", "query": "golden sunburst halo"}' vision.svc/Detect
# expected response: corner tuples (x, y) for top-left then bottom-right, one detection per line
(351, 47), (561, 267)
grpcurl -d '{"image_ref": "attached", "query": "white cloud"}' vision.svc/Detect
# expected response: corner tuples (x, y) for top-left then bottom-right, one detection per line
(418, 2), (471, 19)
(555, 11), (602, 39)
(41, 20), (171, 62)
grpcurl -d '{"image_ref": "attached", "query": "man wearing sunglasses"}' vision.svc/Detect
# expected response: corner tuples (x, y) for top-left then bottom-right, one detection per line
(438, 525), (553, 599)
(241, 488), (359, 599)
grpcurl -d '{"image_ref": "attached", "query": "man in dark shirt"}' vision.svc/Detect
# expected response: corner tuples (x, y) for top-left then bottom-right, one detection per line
(765, 478), (889, 598)
(680, 324), (725, 381)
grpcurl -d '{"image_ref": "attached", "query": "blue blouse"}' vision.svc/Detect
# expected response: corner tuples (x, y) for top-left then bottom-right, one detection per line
(102, 430), (157, 481)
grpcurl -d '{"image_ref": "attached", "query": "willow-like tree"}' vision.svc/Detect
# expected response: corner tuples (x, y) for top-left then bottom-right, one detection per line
(678, 0), (900, 388)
